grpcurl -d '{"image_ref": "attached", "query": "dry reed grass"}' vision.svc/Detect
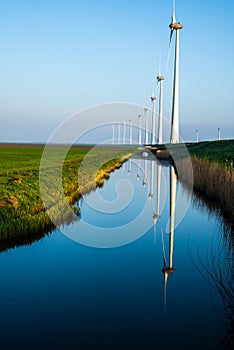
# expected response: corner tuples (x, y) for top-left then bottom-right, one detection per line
(177, 156), (234, 222)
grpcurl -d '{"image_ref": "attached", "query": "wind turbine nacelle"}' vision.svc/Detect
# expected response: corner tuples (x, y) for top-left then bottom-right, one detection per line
(169, 22), (183, 30)
(153, 214), (160, 220)
(157, 76), (165, 82)
(151, 96), (156, 101)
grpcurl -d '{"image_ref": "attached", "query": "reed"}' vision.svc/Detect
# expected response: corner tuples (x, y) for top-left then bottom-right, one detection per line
(177, 156), (234, 223)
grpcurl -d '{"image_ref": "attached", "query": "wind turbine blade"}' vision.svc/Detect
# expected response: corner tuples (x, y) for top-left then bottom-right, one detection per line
(158, 50), (162, 77)
(165, 29), (174, 73)
(170, 29), (174, 45)
(172, 0), (176, 24)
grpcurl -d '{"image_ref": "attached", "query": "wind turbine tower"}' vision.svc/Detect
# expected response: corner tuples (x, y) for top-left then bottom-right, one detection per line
(138, 113), (142, 145)
(157, 73), (165, 144)
(196, 129), (199, 143)
(218, 127), (221, 141)
(144, 107), (149, 145)
(129, 118), (133, 145)
(118, 123), (121, 145)
(123, 121), (126, 145)
(151, 94), (157, 145)
(169, 0), (183, 144)
(112, 125), (115, 145)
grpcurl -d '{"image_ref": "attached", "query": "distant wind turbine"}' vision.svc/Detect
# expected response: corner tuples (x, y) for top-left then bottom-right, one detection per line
(151, 92), (157, 145)
(157, 72), (165, 144)
(112, 125), (115, 145)
(129, 118), (133, 145)
(144, 107), (149, 145)
(169, 0), (183, 144)
(123, 121), (126, 145)
(118, 123), (121, 145)
(218, 127), (221, 141)
(138, 113), (142, 145)
(196, 129), (199, 143)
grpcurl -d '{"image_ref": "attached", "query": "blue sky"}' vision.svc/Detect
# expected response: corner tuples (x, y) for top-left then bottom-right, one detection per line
(0, 0), (233, 143)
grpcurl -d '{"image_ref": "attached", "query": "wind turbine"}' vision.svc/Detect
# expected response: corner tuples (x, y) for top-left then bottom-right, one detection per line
(129, 118), (133, 145)
(151, 92), (157, 145)
(157, 72), (165, 144)
(138, 113), (142, 145)
(118, 123), (121, 145)
(127, 120), (132, 174)
(123, 121), (126, 145)
(169, 0), (183, 144)
(144, 107), (149, 145)
(218, 127), (221, 141)
(112, 124), (115, 145)
(196, 129), (199, 143)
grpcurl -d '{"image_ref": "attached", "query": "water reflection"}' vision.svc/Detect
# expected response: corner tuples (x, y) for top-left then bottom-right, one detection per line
(0, 156), (233, 349)
(162, 166), (177, 310)
(125, 155), (233, 341)
(126, 155), (178, 311)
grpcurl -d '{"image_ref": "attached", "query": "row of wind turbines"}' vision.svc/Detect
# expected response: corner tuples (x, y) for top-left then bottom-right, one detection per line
(196, 128), (222, 142)
(112, 0), (183, 146)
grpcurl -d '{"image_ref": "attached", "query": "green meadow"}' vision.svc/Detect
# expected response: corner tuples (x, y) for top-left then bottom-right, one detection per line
(0, 144), (132, 241)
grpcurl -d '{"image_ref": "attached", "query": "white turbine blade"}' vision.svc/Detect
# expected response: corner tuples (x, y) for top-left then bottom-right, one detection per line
(158, 50), (162, 77)
(170, 29), (174, 45)
(166, 29), (174, 73)
(172, 0), (176, 24)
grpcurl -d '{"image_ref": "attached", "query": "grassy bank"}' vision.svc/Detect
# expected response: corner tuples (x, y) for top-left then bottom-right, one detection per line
(0, 144), (132, 242)
(150, 139), (234, 222)
(177, 140), (234, 223)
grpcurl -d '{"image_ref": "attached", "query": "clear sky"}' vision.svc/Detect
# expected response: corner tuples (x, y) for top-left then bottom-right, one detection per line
(1, 0), (233, 143)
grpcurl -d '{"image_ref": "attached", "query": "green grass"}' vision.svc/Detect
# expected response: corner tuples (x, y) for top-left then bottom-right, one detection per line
(186, 139), (234, 167)
(177, 140), (234, 222)
(0, 144), (132, 241)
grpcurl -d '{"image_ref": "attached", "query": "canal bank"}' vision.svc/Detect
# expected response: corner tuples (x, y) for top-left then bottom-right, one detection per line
(0, 144), (132, 242)
(151, 140), (234, 225)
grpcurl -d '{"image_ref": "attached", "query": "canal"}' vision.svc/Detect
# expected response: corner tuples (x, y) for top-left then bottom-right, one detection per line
(0, 158), (232, 349)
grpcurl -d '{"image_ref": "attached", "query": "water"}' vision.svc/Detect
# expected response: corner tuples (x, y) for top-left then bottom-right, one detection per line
(0, 159), (232, 350)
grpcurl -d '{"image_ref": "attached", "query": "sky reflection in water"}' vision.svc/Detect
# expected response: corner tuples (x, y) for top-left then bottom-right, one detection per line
(0, 159), (231, 350)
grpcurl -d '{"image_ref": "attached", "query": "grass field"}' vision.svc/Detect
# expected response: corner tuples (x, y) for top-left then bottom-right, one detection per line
(1, 140), (233, 242)
(0, 144), (132, 241)
(186, 139), (234, 167)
